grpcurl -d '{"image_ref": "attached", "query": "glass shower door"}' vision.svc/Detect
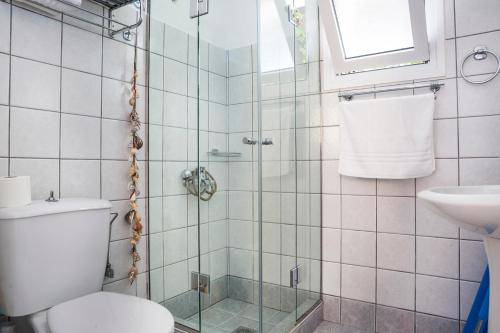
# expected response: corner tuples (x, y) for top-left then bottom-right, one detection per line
(148, 0), (321, 331)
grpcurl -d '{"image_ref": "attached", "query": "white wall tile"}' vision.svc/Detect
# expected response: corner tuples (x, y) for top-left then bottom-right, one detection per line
(164, 25), (188, 63)
(377, 179), (415, 197)
(11, 57), (60, 111)
(416, 159), (458, 193)
(416, 275), (459, 319)
(209, 73), (227, 105)
(101, 160), (137, 200)
(63, 25), (102, 75)
(163, 195), (187, 230)
(0, 54), (8, 105)
(0, 106), (8, 157)
(341, 264), (376, 303)
(322, 227), (341, 262)
(458, 77), (500, 119)
(10, 158), (59, 200)
(229, 46), (252, 76)
(163, 261), (188, 300)
(149, 125), (162, 161)
(61, 69), (101, 117)
(322, 160), (341, 194)
(102, 78), (145, 122)
(229, 74), (252, 104)
(416, 236), (459, 278)
(377, 270), (415, 310)
(323, 261), (340, 296)
(341, 176), (376, 196)
(163, 126), (187, 161)
(101, 119), (130, 160)
(460, 158), (500, 185)
(149, 19), (164, 56)
(164, 92), (187, 128)
(229, 248), (253, 279)
(322, 194), (341, 229)
(60, 159), (100, 198)
(61, 114), (100, 159)
(149, 53), (163, 90)
(377, 196), (415, 235)
(416, 200), (459, 238)
(444, 0), (455, 39)
(377, 233), (415, 273)
(188, 35), (208, 70)
(10, 107), (60, 158)
(342, 196), (376, 231)
(0, 2), (10, 54)
(103, 38), (145, 85)
(342, 230), (376, 267)
(11, 6), (61, 65)
(209, 220), (227, 251)
(209, 44), (227, 77)
(460, 240), (487, 282)
(434, 119), (458, 158)
(445, 39), (457, 79)
(322, 126), (340, 160)
(460, 281), (479, 321)
(459, 115), (500, 157)
(229, 220), (253, 250)
(455, 0), (500, 37)
(164, 58), (187, 95)
(209, 102), (228, 132)
(164, 228), (188, 264)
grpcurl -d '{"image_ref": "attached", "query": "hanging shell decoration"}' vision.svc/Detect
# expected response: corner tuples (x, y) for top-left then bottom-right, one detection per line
(127, 40), (143, 285)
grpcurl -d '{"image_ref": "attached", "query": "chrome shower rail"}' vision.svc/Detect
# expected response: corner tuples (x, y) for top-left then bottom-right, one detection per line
(18, 0), (143, 38)
(338, 82), (444, 101)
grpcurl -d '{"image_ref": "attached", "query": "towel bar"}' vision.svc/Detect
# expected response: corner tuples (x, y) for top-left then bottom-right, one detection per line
(338, 82), (444, 101)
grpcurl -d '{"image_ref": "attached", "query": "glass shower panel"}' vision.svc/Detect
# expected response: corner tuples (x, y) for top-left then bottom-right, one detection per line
(148, 0), (321, 331)
(291, 0), (322, 320)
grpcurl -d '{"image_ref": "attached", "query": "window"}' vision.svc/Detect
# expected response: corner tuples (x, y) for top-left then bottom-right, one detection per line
(320, 0), (430, 75)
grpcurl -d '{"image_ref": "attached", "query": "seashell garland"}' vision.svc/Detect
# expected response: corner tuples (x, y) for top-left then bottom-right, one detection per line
(127, 38), (143, 285)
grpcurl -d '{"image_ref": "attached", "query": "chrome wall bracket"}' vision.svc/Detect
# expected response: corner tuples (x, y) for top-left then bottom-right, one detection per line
(191, 271), (210, 294)
(290, 265), (302, 288)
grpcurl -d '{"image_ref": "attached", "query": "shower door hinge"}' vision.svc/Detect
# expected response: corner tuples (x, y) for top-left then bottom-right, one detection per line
(290, 265), (302, 288)
(191, 271), (210, 294)
(190, 0), (209, 18)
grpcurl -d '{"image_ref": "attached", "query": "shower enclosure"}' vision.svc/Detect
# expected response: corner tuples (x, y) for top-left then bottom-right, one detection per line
(147, 0), (321, 331)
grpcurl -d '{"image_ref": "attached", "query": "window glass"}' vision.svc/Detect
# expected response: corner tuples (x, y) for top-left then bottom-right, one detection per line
(332, 0), (414, 59)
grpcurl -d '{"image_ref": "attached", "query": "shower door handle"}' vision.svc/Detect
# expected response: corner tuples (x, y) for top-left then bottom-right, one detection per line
(242, 137), (257, 145)
(262, 138), (273, 145)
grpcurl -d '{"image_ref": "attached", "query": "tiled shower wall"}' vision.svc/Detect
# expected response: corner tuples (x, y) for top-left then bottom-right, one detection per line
(147, 18), (231, 310)
(0, 0), (151, 296)
(320, 0), (499, 331)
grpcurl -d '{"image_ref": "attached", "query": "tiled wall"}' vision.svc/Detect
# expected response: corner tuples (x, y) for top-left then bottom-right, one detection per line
(147, 18), (231, 310)
(320, 0), (499, 331)
(0, 0), (150, 297)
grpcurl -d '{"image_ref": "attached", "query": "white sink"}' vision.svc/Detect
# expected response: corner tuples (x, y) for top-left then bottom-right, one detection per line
(418, 186), (500, 332)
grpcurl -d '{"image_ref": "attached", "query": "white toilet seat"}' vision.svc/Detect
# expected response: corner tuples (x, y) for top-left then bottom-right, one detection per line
(47, 292), (175, 333)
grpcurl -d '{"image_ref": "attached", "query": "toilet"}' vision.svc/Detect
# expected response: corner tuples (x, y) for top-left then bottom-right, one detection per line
(0, 198), (174, 333)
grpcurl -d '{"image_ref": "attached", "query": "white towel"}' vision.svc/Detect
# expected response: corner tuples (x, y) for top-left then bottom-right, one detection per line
(338, 93), (435, 179)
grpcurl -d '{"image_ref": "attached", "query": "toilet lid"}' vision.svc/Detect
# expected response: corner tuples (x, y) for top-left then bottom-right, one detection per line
(47, 292), (175, 333)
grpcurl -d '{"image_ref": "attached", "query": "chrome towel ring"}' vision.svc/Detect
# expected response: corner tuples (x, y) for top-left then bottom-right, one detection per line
(460, 46), (500, 84)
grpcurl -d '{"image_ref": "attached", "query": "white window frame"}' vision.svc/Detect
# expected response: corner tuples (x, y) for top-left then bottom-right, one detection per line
(319, 0), (446, 90)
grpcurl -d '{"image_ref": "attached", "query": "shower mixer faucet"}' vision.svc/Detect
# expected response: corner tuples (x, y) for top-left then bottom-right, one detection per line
(181, 167), (217, 201)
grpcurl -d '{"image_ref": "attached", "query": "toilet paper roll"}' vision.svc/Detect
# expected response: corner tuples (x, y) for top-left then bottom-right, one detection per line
(0, 176), (32, 208)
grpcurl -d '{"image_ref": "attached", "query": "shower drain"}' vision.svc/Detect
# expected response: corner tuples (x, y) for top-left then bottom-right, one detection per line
(231, 327), (257, 333)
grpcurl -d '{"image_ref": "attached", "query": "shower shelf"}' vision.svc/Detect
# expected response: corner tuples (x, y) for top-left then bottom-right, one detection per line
(21, 0), (143, 38)
(208, 149), (242, 158)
